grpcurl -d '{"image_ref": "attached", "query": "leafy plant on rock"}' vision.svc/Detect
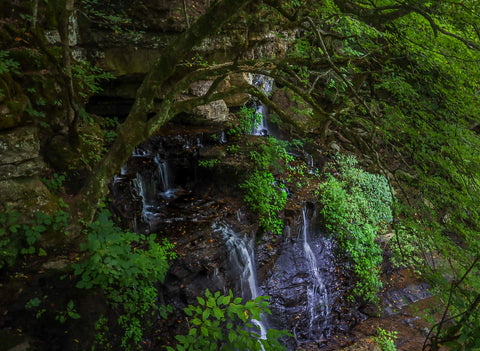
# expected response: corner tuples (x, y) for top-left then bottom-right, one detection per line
(319, 154), (393, 302)
(373, 327), (398, 351)
(241, 137), (292, 234)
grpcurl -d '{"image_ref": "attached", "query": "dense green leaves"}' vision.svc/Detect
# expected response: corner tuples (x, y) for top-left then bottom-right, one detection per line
(168, 290), (290, 351)
(319, 155), (393, 302)
(241, 137), (292, 234)
(73, 209), (176, 349)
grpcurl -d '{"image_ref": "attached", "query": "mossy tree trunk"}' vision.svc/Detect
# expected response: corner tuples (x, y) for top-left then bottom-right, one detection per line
(57, 0), (79, 140)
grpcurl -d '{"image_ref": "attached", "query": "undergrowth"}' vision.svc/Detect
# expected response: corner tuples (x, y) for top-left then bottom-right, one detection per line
(319, 154), (393, 302)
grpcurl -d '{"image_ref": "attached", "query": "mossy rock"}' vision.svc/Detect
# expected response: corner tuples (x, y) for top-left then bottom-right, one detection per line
(0, 177), (60, 215)
(45, 120), (104, 185)
(0, 73), (30, 130)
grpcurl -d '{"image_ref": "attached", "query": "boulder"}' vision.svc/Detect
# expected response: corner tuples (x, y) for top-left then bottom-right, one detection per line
(192, 100), (229, 123)
(218, 73), (251, 107)
(0, 125), (45, 180)
(0, 177), (59, 214)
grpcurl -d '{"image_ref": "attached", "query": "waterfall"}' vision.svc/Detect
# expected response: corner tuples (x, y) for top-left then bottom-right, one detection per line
(132, 172), (157, 223)
(301, 207), (330, 337)
(252, 75), (273, 136)
(212, 222), (268, 339)
(155, 154), (176, 200)
(132, 152), (178, 227)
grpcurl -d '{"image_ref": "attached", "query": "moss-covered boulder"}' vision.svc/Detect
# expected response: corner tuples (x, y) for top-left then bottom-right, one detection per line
(0, 125), (45, 180)
(0, 177), (60, 215)
(45, 120), (104, 185)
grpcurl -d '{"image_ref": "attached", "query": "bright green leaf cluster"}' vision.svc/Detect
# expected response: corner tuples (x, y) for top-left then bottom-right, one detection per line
(319, 155), (393, 302)
(169, 289), (290, 351)
(241, 137), (292, 234)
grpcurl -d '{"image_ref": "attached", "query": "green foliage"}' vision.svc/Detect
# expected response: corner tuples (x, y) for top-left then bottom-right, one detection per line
(228, 106), (262, 135)
(0, 210), (68, 269)
(168, 289), (289, 351)
(226, 144), (240, 154)
(249, 137), (294, 173)
(389, 221), (430, 274)
(0, 51), (20, 76)
(41, 172), (66, 192)
(373, 327), (397, 351)
(55, 300), (81, 324)
(180, 53), (210, 68)
(25, 295), (48, 319)
(72, 60), (114, 98)
(198, 159), (220, 168)
(92, 315), (111, 350)
(73, 210), (176, 349)
(82, 0), (133, 34)
(319, 155), (393, 302)
(102, 117), (119, 144)
(241, 170), (288, 235)
(241, 137), (292, 234)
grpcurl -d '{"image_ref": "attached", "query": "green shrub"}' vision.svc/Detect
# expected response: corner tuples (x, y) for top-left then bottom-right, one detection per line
(0, 210), (68, 269)
(168, 289), (290, 351)
(41, 172), (67, 192)
(227, 106), (262, 135)
(72, 210), (176, 349)
(198, 159), (220, 168)
(319, 154), (393, 302)
(250, 137), (294, 173)
(72, 60), (115, 98)
(240, 137), (292, 234)
(373, 327), (397, 351)
(241, 170), (287, 235)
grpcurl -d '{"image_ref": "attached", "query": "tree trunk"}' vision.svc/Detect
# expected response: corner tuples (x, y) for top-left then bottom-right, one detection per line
(57, 0), (79, 139)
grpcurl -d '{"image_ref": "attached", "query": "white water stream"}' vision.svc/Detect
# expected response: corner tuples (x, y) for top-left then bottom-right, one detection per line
(252, 75), (273, 136)
(301, 207), (331, 337)
(212, 222), (268, 340)
(132, 152), (178, 225)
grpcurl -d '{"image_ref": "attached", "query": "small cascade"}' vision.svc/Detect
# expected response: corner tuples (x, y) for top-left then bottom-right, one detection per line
(301, 207), (331, 338)
(212, 222), (268, 339)
(304, 152), (315, 174)
(252, 75), (274, 136)
(131, 152), (178, 228)
(219, 131), (227, 144)
(132, 172), (157, 223)
(155, 154), (176, 200)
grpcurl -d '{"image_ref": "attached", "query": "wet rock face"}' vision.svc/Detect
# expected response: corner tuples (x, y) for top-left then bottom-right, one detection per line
(109, 132), (362, 349)
(258, 208), (360, 350)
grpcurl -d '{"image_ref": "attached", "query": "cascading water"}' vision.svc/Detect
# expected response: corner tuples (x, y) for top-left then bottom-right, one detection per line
(155, 154), (176, 200)
(131, 150), (178, 228)
(252, 75), (273, 136)
(212, 222), (268, 339)
(132, 172), (157, 223)
(301, 206), (331, 338)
